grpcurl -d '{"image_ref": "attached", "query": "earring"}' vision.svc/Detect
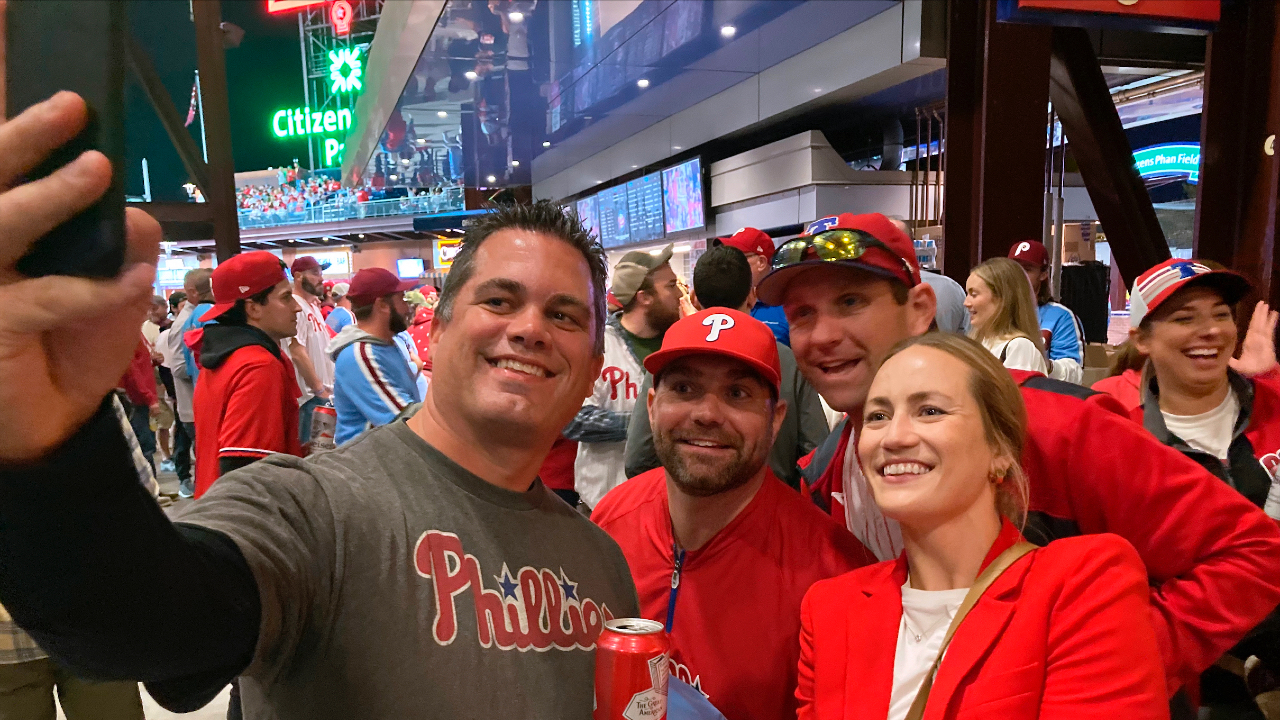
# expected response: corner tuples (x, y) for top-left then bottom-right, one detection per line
(990, 468), (1007, 485)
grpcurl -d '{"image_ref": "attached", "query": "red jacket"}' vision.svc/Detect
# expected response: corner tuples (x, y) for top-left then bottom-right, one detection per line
(539, 435), (578, 492)
(797, 522), (1168, 720)
(193, 325), (302, 497)
(408, 306), (433, 373)
(118, 337), (157, 408)
(592, 468), (874, 720)
(801, 370), (1280, 696)
(1091, 368), (1141, 412)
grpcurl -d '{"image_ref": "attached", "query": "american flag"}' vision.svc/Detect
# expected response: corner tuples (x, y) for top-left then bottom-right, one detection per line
(184, 74), (198, 127)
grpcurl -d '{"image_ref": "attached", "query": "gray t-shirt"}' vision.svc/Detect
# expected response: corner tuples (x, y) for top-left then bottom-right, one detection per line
(178, 419), (639, 719)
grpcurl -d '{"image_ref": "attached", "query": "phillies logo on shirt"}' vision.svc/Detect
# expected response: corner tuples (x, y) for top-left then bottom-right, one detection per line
(669, 657), (705, 696)
(414, 530), (617, 650)
(602, 366), (638, 401)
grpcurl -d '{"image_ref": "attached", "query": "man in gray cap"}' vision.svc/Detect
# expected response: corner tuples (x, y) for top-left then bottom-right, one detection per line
(564, 244), (683, 511)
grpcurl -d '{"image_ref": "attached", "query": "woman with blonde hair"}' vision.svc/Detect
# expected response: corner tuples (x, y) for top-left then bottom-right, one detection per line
(964, 257), (1048, 374)
(796, 332), (1167, 720)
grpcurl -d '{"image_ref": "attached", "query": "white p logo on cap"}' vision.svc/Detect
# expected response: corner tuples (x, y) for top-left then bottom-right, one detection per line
(702, 313), (734, 342)
(1015, 241), (1031, 256)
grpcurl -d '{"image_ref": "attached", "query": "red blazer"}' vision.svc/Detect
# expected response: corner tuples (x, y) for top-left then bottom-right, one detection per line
(802, 370), (1280, 695)
(797, 525), (1169, 720)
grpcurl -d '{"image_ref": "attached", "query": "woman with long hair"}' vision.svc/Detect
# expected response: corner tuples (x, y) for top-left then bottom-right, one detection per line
(964, 258), (1049, 374)
(796, 333), (1167, 720)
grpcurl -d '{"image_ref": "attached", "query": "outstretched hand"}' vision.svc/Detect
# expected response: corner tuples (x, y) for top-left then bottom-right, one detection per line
(0, 89), (160, 461)
(1230, 301), (1279, 378)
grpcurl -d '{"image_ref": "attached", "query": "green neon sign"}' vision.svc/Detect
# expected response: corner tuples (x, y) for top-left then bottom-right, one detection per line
(271, 107), (353, 139)
(330, 47), (363, 94)
(1133, 143), (1200, 184)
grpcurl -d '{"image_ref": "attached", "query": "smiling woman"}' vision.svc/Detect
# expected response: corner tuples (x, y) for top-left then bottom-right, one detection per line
(795, 332), (1168, 720)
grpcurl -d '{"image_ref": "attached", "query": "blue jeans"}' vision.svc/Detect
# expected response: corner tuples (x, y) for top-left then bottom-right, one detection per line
(177, 421), (195, 497)
(126, 404), (156, 475)
(299, 396), (326, 445)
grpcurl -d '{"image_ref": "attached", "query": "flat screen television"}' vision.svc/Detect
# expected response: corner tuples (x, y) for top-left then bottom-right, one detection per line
(597, 184), (631, 248)
(397, 258), (425, 279)
(576, 194), (600, 242)
(662, 157), (704, 234)
(626, 172), (664, 244)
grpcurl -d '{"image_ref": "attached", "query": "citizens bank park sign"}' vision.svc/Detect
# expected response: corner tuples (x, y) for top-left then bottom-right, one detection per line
(1132, 143), (1200, 185)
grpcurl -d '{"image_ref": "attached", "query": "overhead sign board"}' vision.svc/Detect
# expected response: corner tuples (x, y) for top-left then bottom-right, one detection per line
(266, 0), (325, 13)
(1132, 142), (1200, 184)
(1000, 0), (1218, 33)
(434, 239), (463, 269)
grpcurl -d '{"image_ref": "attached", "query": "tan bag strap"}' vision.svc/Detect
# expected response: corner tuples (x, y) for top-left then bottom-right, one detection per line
(904, 541), (1037, 720)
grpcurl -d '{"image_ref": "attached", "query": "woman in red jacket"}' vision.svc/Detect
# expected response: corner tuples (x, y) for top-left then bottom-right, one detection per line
(796, 332), (1167, 720)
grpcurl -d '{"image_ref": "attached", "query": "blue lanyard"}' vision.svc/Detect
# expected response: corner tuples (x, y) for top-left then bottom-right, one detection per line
(666, 544), (686, 633)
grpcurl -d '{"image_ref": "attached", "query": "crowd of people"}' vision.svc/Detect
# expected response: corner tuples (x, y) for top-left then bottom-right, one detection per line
(0, 86), (1278, 720)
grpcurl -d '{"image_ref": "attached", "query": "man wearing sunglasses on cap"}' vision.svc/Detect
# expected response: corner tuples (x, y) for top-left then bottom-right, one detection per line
(760, 212), (1280, 709)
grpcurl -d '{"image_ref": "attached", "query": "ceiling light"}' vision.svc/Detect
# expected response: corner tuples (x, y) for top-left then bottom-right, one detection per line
(672, 146), (682, 150)
(511, 160), (520, 167)
(465, 70), (478, 80)
(417, 138), (426, 144)
(542, 141), (551, 147)
(401, 158), (411, 165)
(813, 88), (822, 93)
(673, 244), (692, 253)
(358, 234), (365, 239)
(389, 174), (398, 180)
(487, 174), (497, 183)
(637, 78), (649, 89)
(631, 164), (639, 169)
(508, 11), (524, 22)
(437, 110), (448, 118)
(720, 24), (736, 38)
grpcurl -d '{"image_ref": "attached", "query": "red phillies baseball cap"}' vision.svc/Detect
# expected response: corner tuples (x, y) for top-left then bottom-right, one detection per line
(715, 227), (775, 258)
(1008, 240), (1049, 269)
(755, 213), (920, 305)
(643, 308), (781, 392)
(1129, 258), (1251, 326)
(290, 255), (331, 274)
(346, 267), (420, 306)
(200, 251), (289, 322)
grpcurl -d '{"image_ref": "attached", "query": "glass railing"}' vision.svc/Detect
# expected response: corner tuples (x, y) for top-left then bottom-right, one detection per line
(237, 187), (465, 230)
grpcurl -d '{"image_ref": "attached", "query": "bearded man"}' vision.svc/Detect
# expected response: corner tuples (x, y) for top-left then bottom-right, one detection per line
(591, 308), (873, 720)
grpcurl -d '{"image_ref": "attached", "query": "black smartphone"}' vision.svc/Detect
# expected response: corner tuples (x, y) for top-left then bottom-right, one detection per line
(7, 0), (126, 278)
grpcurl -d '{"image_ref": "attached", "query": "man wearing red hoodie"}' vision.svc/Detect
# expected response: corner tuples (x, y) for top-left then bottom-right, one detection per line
(592, 308), (872, 720)
(191, 252), (303, 498)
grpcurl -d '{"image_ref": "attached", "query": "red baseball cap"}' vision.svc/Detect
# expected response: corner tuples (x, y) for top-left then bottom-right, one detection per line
(643, 308), (781, 392)
(755, 213), (920, 305)
(200, 251), (289, 322)
(1129, 258), (1251, 326)
(346, 267), (419, 306)
(716, 227), (774, 258)
(1008, 240), (1049, 269)
(291, 255), (331, 274)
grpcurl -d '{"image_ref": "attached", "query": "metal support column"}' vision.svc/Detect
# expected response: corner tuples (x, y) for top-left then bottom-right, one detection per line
(1195, 0), (1280, 313)
(942, 0), (1052, 284)
(192, 0), (240, 261)
(1048, 27), (1168, 289)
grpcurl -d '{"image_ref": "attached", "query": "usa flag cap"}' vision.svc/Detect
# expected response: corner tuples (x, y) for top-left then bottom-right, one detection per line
(1129, 258), (1251, 326)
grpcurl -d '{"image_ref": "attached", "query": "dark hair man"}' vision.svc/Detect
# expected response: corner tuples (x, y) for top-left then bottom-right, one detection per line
(624, 245), (830, 489)
(328, 268), (421, 445)
(1008, 239), (1086, 383)
(191, 251), (304, 498)
(0, 87), (635, 720)
(594, 308), (872, 720)
(287, 255), (335, 445)
(716, 227), (789, 345)
(759, 212), (1280, 709)
(564, 243), (682, 510)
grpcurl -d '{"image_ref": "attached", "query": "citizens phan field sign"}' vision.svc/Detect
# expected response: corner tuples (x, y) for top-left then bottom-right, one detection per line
(1132, 142), (1200, 185)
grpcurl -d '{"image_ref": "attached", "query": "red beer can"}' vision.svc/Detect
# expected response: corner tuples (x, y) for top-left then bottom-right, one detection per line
(594, 618), (670, 720)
